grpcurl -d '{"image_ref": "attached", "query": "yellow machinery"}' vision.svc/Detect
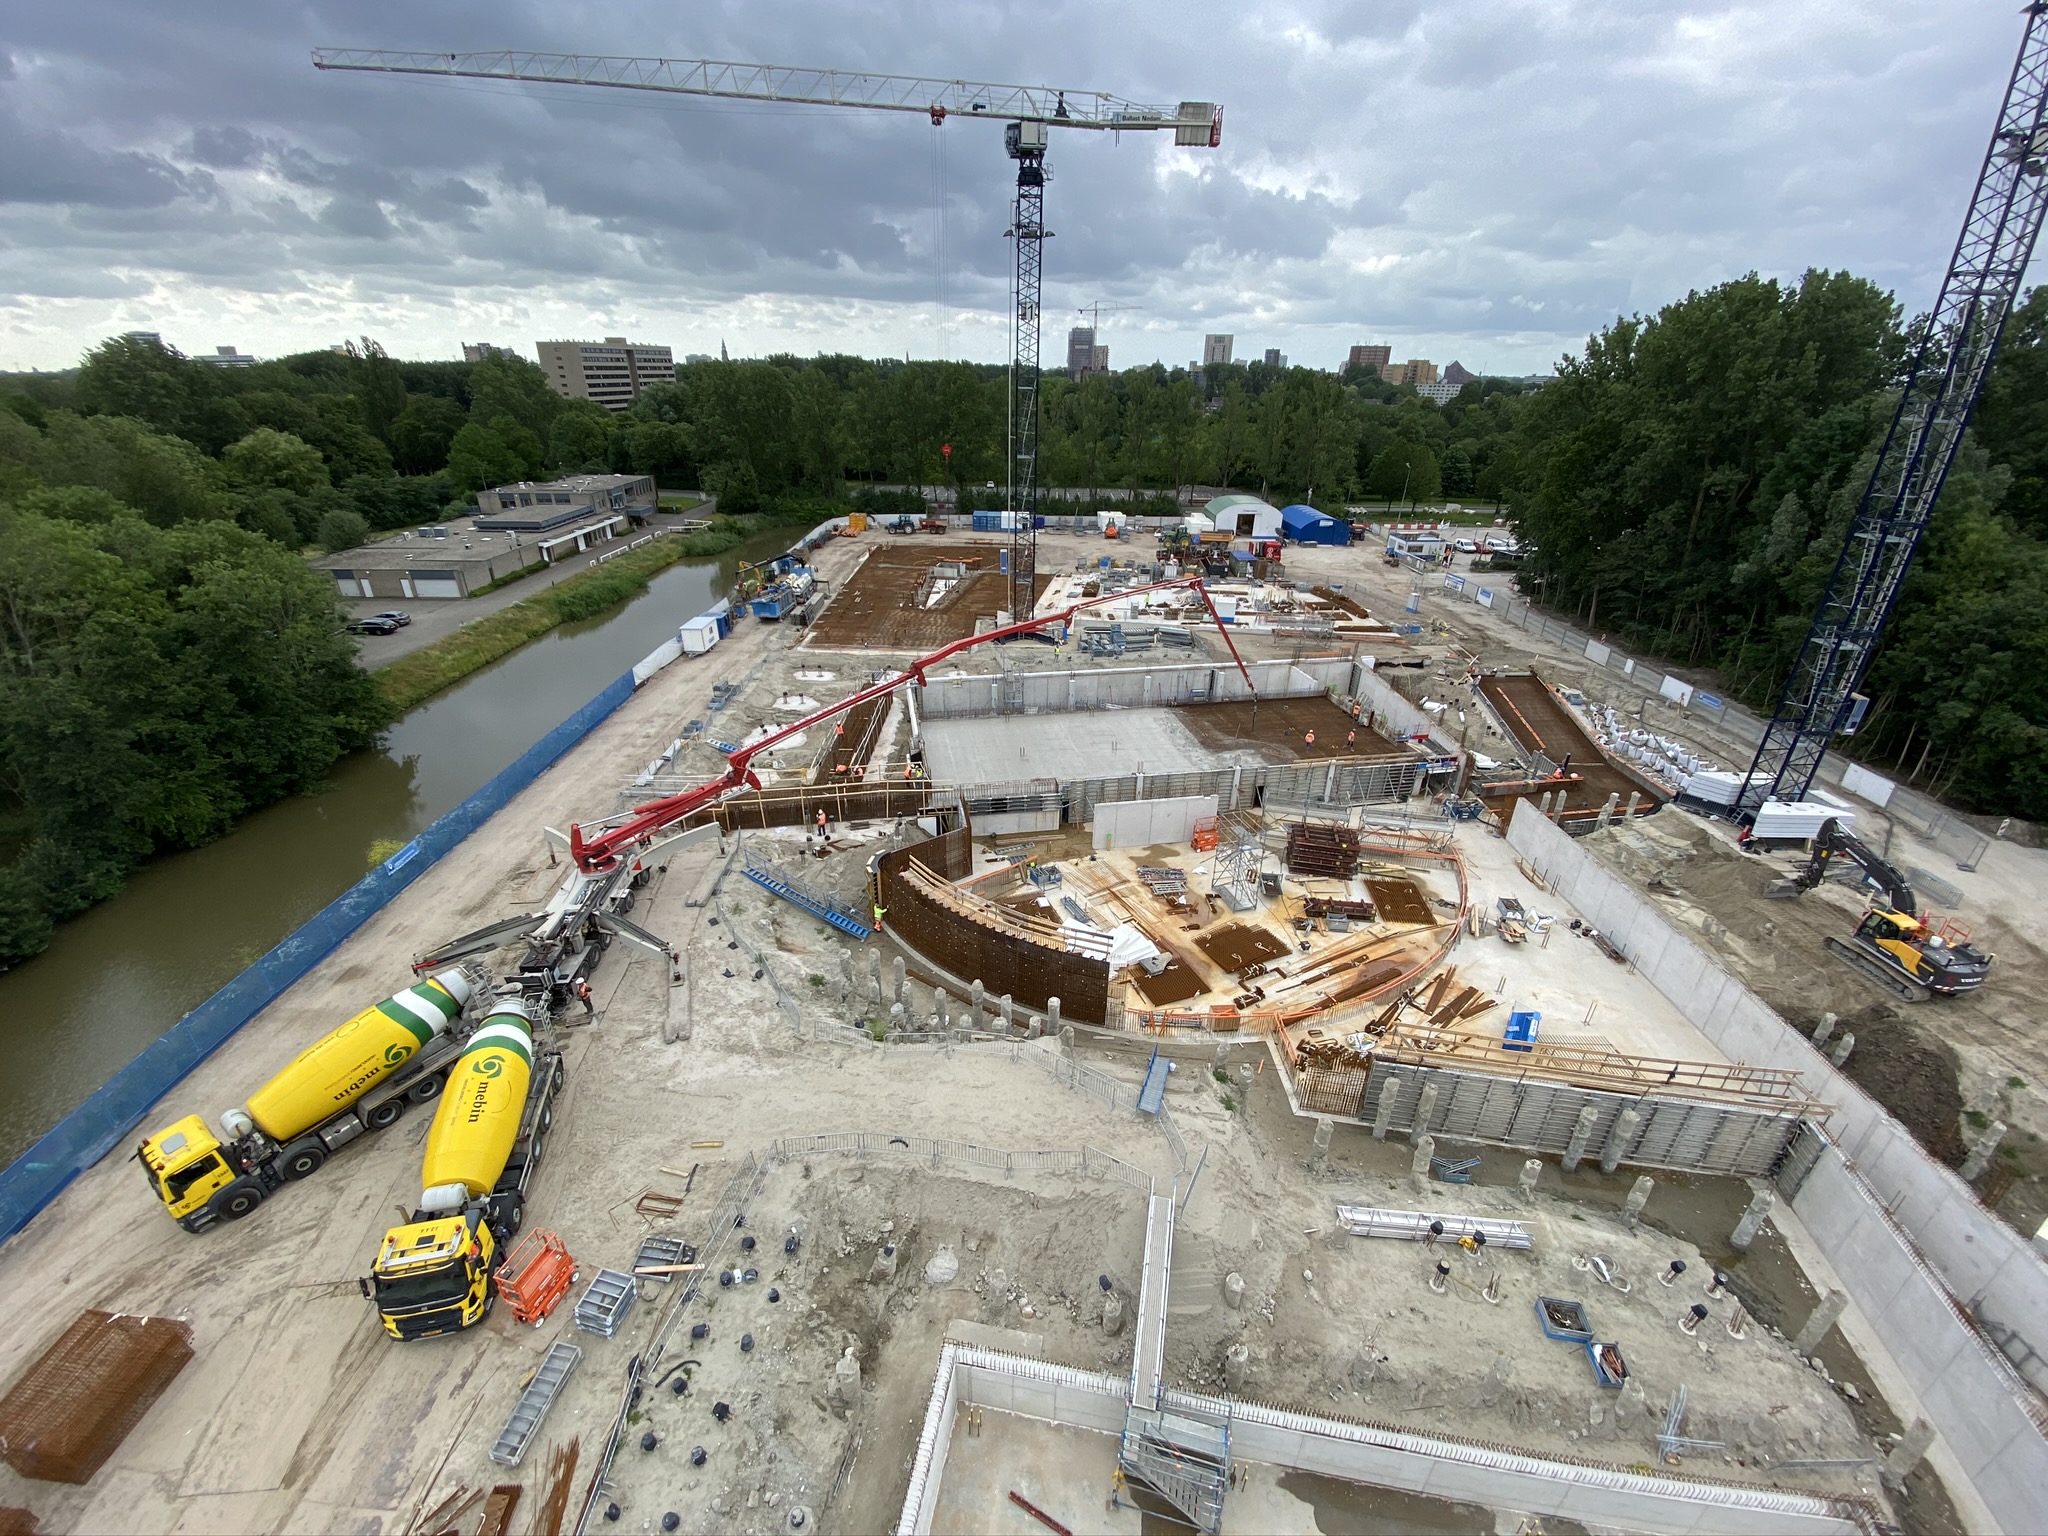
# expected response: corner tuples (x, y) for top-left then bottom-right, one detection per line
(363, 998), (564, 1339)
(136, 971), (474, 1232)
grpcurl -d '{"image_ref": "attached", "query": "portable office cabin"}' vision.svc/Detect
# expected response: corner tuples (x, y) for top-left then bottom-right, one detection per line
(1280, 504), (1347, 545)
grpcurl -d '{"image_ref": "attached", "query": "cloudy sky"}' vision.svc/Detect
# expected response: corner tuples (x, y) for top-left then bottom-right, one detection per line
(0, 1), (2029, 376)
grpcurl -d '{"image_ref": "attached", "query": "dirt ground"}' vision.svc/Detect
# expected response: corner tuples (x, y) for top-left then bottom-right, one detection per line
(1580, 809), (2048, 1237)
(803, 541), (1051, 651)
(1175, 695), (1408, 762)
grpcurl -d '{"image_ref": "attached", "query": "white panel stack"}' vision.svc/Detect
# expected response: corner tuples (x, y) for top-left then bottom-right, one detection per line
(1678, 770), (1747, 807)
(1752, 801), (1853, 841)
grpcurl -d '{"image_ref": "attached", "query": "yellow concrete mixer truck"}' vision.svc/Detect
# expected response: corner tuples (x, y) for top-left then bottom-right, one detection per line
(361, 995), (564, 1339)
(135, 970), (482, 1232)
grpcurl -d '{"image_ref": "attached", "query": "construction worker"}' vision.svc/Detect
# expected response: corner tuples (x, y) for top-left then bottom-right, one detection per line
(1345, 727), (1357, 751)
(871, 904), (887, 932)
(1304, 728), (1316, 751)
(574, 976), (594, 1017)
(816, 807), (829, 836)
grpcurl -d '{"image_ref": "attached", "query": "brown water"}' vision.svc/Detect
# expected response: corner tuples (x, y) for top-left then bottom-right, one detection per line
(0, 529), (796, 1166)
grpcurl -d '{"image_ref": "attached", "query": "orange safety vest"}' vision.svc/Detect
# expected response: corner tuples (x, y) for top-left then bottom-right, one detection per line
(1305, 730), (1316, 747)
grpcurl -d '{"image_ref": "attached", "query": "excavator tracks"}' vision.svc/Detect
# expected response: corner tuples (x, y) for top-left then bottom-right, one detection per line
(1823, 936), (1929, 1004)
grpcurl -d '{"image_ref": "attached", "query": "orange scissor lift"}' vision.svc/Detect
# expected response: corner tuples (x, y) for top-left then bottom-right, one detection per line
(495, 1230), (577, 1326)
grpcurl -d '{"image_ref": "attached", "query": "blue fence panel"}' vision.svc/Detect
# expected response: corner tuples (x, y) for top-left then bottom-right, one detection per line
(0, 670), (639, 1243)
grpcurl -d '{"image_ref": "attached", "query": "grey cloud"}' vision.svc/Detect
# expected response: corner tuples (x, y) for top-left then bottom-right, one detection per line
(0, 0), (2032, 371)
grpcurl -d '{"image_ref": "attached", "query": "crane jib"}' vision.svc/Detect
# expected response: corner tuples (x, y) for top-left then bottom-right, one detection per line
(309, 50), (1221, 140)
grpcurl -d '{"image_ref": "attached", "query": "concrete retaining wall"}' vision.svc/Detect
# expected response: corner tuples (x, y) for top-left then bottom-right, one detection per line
(917, 658), (1321, 718)
(901, 1346), (1875, 1536)
(1349, 659), (1440, 741)
(1505, 806), (2048, 1530)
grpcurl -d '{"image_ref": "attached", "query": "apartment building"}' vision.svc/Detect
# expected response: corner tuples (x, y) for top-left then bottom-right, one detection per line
(1380, 358), (1439, 388)
(535, 337), (677, 410)
(1202, 333), (1234, 366)
(1346, 343), (1392, 375)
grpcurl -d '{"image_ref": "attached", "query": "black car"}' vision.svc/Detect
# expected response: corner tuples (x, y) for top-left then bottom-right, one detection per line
(346, 617), (400, 636)
(370, 609), (412, 627)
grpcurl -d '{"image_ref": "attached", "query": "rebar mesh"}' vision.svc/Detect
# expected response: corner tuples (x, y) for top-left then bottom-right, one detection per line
(0, 1311), (194, 1485)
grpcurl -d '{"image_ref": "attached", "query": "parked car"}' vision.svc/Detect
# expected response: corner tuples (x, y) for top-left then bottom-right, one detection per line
(1452, 537), (1480, 554)
(370, 609), (412, 627)
(346, 617), (400, 636)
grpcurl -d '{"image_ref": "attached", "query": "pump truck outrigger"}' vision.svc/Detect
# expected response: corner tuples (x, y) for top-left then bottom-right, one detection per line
(136, 969), (482, 1232)
(1769, 816), (1993, 1000)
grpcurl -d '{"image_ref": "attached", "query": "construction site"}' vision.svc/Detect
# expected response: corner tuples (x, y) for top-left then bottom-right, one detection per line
(0, 507), (2039, 1536)
(3, 21), (2048, 1536)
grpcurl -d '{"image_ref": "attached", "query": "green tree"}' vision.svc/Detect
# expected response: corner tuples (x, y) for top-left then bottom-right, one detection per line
(548, 401), (613, 471)
(444, 420), (526, 492)
(316, 508), (371, 552)
(224, 427), (330, 496)
(1364, 440), (1441, 503)
(390, 395), (467, 475)
(347, 338), (409, 444)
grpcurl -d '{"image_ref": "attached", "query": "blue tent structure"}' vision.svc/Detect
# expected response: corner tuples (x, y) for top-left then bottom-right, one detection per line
(1280, 504), (1347, 545)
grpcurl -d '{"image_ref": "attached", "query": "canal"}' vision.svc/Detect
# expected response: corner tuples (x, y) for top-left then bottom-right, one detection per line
(0, 528), (796, 1166)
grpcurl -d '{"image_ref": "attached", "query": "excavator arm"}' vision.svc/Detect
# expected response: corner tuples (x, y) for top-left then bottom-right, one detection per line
(1774, 816), (1917, 914)
(568, 572), (1256, 872)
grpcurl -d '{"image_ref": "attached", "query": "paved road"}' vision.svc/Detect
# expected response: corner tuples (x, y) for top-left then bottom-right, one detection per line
(340, 502), (717, 665)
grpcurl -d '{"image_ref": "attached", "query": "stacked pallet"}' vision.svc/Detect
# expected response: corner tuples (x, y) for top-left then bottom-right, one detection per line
(1285, 823), (1363, 878)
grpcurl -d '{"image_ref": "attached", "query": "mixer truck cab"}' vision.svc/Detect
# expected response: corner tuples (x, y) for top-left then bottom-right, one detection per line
(137, 970), (477, 1232)
(365, 997), (564, 1339)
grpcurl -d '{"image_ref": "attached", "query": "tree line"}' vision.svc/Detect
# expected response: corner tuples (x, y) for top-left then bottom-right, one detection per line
(1508, 272), (2048, 822)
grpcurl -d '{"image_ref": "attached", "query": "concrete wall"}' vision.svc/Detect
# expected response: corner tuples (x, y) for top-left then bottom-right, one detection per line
(1506, 806), (2048, 1531)
(917, 658), (1324, 718)
(1095, 794), (1218, 851)
(903, 1346), (1875, 1536)
(1348, 659), (1439, 742)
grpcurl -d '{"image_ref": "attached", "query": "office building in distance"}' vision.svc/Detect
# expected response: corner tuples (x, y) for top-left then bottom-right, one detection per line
(1202, 333), (1234, 366)
(1346, 343), (1392, 375)
(1066, 326), (1110, 379)
(536, 337), (677, 410)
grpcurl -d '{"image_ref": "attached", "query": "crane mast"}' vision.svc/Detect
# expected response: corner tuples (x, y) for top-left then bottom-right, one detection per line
(1741, 8), (2048, 811)
(311, 49), (1221, 622)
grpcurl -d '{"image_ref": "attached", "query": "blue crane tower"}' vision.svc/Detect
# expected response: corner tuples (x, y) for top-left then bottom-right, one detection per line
(1741, 7), (2048, 812)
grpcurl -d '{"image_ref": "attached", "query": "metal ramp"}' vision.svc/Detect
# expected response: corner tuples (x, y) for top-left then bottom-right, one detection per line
(489, 1340), (581, 1466)
(1136, 1049), (1171, 1116)
(573, 1268), (637, 1338)
(741, 848), (872, 938)
(1119, 1403), (1230, 1535)
(1129, 1193), (1175, 1408)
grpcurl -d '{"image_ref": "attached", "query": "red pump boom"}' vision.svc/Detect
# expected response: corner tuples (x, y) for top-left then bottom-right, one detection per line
(568, 574), (1256, 872)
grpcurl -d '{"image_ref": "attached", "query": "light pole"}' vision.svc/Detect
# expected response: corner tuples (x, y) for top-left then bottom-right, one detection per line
(1399, 464), (1412, 515)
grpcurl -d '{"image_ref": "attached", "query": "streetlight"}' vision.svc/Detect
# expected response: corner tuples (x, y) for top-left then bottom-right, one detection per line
(1399, 463), (1412, 515)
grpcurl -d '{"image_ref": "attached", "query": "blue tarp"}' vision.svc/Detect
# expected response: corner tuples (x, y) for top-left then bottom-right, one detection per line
(0, 670), (641, 1243)
(1280, 504), (1348, 545)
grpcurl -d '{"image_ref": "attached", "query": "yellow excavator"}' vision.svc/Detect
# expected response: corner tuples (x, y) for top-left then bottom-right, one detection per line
(1769, 818), (1992, 1001)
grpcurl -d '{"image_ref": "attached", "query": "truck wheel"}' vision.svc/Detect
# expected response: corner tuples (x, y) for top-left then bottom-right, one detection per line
(280, 1141), (327, 1181)
(215, 1180), (264, 1221)
(365, 1099), (405, 1131)
(406, 1076), (443, 1105)
(540, 1103), (554, 1134)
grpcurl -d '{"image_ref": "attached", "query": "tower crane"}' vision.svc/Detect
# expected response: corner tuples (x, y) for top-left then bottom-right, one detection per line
(1739, 8), (2048, 812)
(310, 49), (1223, 622)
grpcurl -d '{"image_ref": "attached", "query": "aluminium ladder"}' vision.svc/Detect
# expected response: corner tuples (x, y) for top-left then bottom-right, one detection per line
(489, 1340), (581, 1466)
